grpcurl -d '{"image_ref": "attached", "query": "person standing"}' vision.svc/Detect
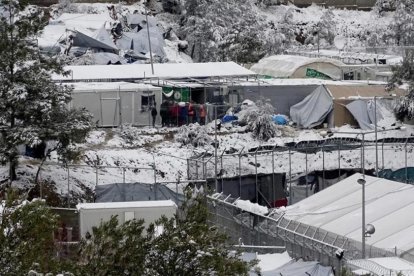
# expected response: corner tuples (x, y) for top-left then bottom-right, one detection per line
(160, 101), (168, 127)
(151, 105), (157, 127)
(199, 104), (206, 125)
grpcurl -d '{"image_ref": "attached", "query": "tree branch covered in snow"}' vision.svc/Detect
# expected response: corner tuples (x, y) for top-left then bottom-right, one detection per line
(175, 124), (212, 147)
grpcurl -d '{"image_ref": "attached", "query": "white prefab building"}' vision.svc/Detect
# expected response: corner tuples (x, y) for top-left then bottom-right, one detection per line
(77, 200), (177, 237)
(69, 82), (162, 127)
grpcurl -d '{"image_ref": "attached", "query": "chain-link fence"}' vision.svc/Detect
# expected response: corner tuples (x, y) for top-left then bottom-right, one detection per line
(189, 137), (414, 204)
(207, 193), (414, 273)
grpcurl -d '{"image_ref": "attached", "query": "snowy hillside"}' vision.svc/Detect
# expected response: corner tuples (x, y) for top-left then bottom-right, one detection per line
(38, 1), (401, 66)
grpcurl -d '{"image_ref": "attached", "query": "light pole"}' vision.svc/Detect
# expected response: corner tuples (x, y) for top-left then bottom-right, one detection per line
(357, 177), (366, 258)
(357, 177), (376, 259)
(144, 6), (154, 75)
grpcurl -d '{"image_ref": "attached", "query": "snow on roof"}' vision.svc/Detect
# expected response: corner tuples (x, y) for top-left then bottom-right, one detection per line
(76, 200), (177, 210)
(348, 257), (414, 275)
(284, 173), (414, 253)
(256, 252), (293, 273)
(299, 49), (403, 66)
(237, 78), (363, 86)
(70, 81), (161, 92)
(52, 62), (256, 81)
(250, 55), (345, 78)
(326, 85), (407, 99)
(52, 13), (112, 30)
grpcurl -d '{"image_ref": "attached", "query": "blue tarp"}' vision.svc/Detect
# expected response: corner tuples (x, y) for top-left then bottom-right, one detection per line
(222, 115), (238, 123)
(272, 114), (288, 125)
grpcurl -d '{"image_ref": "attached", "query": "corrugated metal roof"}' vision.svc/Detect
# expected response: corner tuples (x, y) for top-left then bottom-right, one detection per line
(326, 85), (406, 99)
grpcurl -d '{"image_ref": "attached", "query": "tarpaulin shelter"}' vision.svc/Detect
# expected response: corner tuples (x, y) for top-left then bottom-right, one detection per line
(290, 85), (333, 128)
(95, 182), (184, 205)
(251, 55), (345, 80)
(116, 27), (166, 58)
(290, 85), (406, 129)
(125, 13), (157, 29)
(67, 25), (118, 52)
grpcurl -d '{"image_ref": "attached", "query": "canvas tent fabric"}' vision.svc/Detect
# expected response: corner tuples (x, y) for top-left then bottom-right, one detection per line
(250, 55), (345, 80)
(290, 85), (333, 128)
(68, 28), (118, 52)
(345, 100), (374, 130)
(284, 173), (414, 256)
(262, 260), (333, 276)
(120, 28), (166, 58)
(125, 13), (157, 28)
(95, 182), (184, 205)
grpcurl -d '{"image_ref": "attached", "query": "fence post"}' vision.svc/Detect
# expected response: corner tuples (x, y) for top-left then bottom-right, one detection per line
(322, 145), (325, 190)
(95, 165), (99, 187)
(382, 140), (385, 170)
(202, 155), (205, 180)
(289, 147), (292, 205)
(67, 165), (70, 207)
(305, 149), (308, 198)
(122, 167), (126, 184)
(405, 138), (408, 183)
(220, 149), (225, 192)
(239, 147), (244, 198)
(255, 148), (259, 203)
(338, 142), (341, 178)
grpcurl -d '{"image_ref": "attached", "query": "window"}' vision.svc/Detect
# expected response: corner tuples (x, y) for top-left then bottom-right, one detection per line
(141, 92), (155, 112)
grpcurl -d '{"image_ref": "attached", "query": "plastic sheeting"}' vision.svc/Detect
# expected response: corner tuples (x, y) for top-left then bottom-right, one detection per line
(345, 100), (373, 130)
(90, 52), (126, 65)
(95, 183), (184, 205)
(117, 28), (166, 58)
(263, 261), (333, 276)
(70, 27), (118, 51)
(290, 85), (333, 128)
(125, 13), (157, 28)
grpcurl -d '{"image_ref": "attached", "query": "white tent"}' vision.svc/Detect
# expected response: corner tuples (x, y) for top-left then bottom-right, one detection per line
(284, 173), (414, 256)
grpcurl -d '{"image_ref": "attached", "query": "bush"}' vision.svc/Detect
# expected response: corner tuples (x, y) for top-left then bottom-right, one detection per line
(175, 124), (212, 147)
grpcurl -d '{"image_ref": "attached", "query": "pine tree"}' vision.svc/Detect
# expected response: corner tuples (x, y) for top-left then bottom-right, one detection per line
(75, 193), (253, 275)
(387, 52), (414, 120)
(181, 0), (267, 63)
(144, 194), (253, 275)
(76, 216), (147, 276)
(0, 0), (92, 186)
(0, 196), (61, 275)
(392, 0), (414, 45)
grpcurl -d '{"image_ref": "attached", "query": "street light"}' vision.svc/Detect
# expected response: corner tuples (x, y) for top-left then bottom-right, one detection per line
(357, 177), (367, 258)
(357, 177), (376, 259)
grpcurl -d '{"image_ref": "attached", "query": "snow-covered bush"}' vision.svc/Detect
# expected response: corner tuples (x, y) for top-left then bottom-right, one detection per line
(175, 124), (212, 147)
(237, 99), (280, 141)
(0, 198), (60, 275)
(249, 114), (281, 141)
(117, 124), (142, 147)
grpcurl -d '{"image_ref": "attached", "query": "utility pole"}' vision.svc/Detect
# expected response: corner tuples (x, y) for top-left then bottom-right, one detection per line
(145, 6), (154, 75)
(214, 106), (218, 193)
